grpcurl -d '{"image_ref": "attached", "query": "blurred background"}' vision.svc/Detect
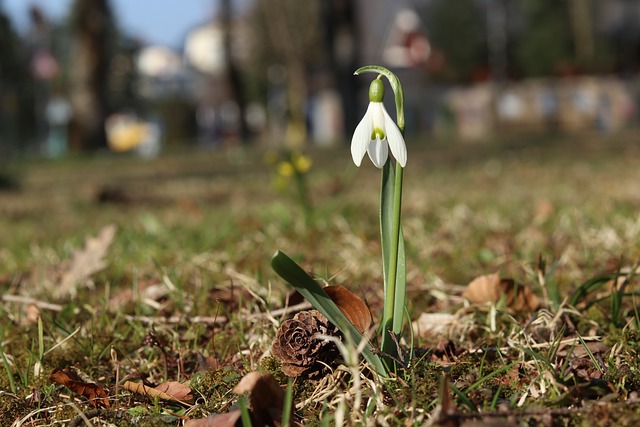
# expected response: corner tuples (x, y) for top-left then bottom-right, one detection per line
(1, 0), (640, 159)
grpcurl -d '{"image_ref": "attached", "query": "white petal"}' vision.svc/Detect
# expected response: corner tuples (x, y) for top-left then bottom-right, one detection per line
(367, 136), (388, 168)
(369, 102), (385, 129)
(382, 105), (407, 167)
(350, 104), (373, 167)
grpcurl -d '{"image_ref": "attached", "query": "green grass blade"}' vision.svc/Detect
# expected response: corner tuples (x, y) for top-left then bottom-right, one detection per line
(465, 361), (518, 393)
(271, 250), (387, 375)
(239, 395), (253, 427)
(577, 334), (604, 374)
(1, 351), (17, 393)
(282, 378), (293, 427)
(450, 383), (476, 412)
(569, 273), (617, 307)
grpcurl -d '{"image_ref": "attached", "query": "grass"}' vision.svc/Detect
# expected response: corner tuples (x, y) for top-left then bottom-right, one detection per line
(2, 131), (640, 425)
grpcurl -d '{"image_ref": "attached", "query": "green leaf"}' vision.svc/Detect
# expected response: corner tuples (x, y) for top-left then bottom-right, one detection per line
(271, 250), (388, 375)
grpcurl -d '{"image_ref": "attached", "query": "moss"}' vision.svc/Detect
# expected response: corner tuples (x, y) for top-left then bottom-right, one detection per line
(52, 404), (78, 423)
(260, 356), (288, 384)
(130, 414), (178, 426)
(573, 305), (608, 334)
(574, 402), (640, 427)
(408, 360), (443, 405)
(190, 367), (242, 412)
(0, 394), (28, 423)
(606, 362), (640, 393)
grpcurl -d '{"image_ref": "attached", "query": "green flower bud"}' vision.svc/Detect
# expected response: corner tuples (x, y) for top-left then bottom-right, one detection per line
(369, 78), (385, 103)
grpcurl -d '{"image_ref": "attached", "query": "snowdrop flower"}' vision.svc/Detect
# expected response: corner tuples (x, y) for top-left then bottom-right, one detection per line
(351, 78), (407, 168)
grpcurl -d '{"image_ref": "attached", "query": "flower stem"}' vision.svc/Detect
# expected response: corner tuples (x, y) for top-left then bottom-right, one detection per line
(381, 158), (404, 361)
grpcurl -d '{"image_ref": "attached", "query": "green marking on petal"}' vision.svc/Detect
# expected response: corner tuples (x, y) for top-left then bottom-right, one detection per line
(371, 128), (385, 140)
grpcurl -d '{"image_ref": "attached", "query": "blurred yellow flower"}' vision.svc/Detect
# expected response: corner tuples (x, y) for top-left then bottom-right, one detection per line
(292, 154), (312, 173)
(277, 161), (295, 178)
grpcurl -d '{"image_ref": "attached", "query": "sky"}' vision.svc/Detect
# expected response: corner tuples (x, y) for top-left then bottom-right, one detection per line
(2, 0), (217, 49)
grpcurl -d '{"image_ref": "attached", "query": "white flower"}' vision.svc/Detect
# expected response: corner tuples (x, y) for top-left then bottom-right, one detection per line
(351, 101), (407, 168)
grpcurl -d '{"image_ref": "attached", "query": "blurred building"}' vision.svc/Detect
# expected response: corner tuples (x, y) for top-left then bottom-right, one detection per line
(439, 77), (637, 142)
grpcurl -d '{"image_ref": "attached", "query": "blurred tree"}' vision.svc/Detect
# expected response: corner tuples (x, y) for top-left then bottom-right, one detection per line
(321, 0), (360, 136)
(605, 1), (640, 74)
(251, 0), (324, 145)
(68, 0), (115, 150)
(423, 0), (488, 82)
(513, 0), (574, 76)
(0, 2), (35, 155)
(221, 0), (249, 143)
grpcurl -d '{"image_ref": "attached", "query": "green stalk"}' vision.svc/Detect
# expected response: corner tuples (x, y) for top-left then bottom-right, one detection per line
(281, 378), (294, 427)
(381, 161), (404, 356)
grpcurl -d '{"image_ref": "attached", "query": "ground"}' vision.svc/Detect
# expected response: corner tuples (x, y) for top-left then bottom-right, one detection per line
(2, 131), (640, 426)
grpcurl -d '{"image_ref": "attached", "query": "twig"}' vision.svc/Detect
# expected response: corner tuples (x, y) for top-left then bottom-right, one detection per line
(468, 335), (603, 354)
(44, 327), (81, 356)
(441, 405), (589, 422)
(123, 302), (312, 325)
(124, 315), (227, 325)
(68, 403), (96, 427)
(2, 294), (63, 311)
(249, 302), (311, 320)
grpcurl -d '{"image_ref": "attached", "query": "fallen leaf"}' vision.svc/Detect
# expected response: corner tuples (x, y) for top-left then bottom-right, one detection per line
(49, 367), (110, 408)
(122, 380), (193, 404)
(108, 278), (169, 311)
(29, 225), (117, 298)
(233, 372), (286, 426)
(58, 224), (116, 297)
(154, 381), (194, 402)
(238, 371), (303, 427)
(324, 285), (372, 333)
(556, 340), (608, 359)
(184, 411), (242, 427)
(412, 312), (457, 338)
(462, 273), (540, 312)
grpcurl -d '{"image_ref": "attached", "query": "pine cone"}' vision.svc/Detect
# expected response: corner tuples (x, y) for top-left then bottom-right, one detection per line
(271, 310), (341, 378)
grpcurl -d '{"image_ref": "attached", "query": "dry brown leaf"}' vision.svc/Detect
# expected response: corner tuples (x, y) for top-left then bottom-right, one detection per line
(556, 340), (608, 358)
(26, 225), (117, 298)
(49, 367), (110, 408)
(108, 278), (168, 311)
(233, 371), (285, 426)
(122, 380), (193, 404)
(58, 224), (116, 296)
(235, 372), (303, 427)
(184, 412), (242, 427)
(154, 381), (194, 402)
(411, 312), (457, 338)
(324, 285), (372, 333)
(463, 273), (540, 312)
